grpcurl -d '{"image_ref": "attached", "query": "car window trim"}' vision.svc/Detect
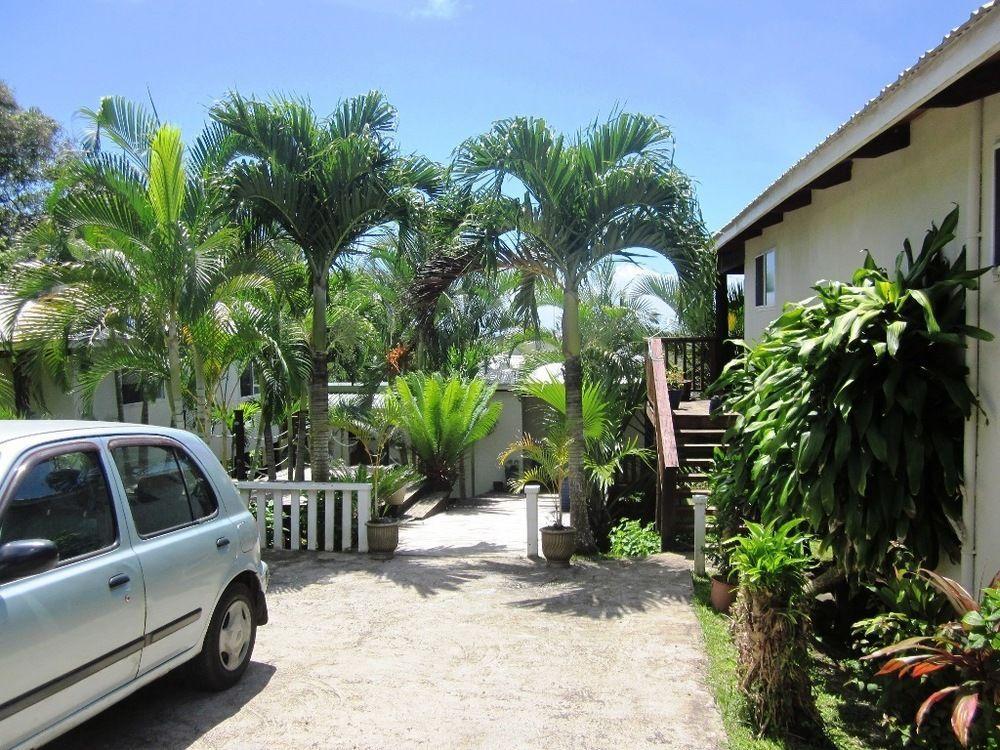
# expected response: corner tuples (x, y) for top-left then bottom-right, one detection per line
(0, 440), (121, 575)
(106, 437), (220, 539)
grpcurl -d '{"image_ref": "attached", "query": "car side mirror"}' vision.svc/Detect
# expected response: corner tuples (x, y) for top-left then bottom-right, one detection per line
(0, 540), (59, 584)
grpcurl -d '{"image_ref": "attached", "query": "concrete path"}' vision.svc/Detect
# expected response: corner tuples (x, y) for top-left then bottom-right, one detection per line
(50, 551), (725, 750)
(397, 491), (567, 557)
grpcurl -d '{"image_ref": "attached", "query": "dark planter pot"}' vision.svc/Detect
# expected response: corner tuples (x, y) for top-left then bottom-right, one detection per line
(681, 380), (693, 402)
(366, 520), (399, 559)
(540, 526), (576, 567)
(668, 388), (682, 410)
(710, 574), (738, 613)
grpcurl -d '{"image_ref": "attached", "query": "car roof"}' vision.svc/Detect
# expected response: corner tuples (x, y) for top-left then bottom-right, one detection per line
(0, 420), (190, 447)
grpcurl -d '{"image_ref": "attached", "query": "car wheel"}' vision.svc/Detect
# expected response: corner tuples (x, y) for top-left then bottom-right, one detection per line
(191, 583), (257, 691)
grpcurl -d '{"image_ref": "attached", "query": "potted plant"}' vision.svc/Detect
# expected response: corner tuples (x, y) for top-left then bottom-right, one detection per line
(666, 365), (685, 410)
(539, 494), (576, 567)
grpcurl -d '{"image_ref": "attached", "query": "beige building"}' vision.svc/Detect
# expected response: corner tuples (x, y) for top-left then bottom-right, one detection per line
(714, 3), (1000, 591)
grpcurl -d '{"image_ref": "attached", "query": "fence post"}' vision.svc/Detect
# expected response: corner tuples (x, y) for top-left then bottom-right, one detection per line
(233, 409), (247, 480)
(524, 484), (539, 558)
(357, 486), (371, 553)
(693, 493), (708, 576)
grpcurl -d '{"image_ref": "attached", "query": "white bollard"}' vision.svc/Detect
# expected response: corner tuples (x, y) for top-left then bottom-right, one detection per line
(524, 484), (540, 558)
(693, 494), (708, 576)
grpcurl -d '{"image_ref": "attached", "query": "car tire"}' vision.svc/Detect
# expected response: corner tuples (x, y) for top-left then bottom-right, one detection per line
(191, 582), (257, 691)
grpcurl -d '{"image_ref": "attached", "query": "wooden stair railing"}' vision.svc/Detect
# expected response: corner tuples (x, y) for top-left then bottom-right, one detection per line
(646, 337), (734, 550)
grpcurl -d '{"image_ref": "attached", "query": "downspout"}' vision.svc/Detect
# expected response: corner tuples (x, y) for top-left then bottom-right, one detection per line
(961, 98), (984, 593)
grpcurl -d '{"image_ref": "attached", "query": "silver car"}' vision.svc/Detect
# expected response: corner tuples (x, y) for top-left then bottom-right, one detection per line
(0, 422), (269, 749)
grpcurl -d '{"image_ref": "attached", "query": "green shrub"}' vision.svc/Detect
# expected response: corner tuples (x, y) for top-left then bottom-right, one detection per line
(710, 208), (992, 576)
(608, 519), (660, 558)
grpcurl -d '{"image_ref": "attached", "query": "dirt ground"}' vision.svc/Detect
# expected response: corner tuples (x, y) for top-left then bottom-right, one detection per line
(50, 550), (724, 750)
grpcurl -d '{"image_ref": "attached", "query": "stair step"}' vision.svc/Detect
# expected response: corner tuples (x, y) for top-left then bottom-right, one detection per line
(676, 487), (711, 499)
(678, 443), (718, 459)
(677, 473), (710, 483)
(681, 457), (716, 467)
(673, 413), (734, 429)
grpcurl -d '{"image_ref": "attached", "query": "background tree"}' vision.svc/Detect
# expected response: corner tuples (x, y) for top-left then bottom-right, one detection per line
(0, 81), (63, 255)
(455, 113), (706, 551)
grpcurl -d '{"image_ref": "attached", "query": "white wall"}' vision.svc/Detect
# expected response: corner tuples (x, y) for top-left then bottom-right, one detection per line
(466, 389), (524, 496)
(739, 94), (1000, 590)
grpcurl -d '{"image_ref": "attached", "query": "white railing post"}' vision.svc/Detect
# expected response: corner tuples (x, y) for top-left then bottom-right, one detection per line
(524, 484), (540, 558)
(693, 493), (708, 576)
(357, 486), (371, 553)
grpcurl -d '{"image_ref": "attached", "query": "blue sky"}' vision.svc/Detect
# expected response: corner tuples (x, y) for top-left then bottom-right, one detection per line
(5, 0), (984, 278)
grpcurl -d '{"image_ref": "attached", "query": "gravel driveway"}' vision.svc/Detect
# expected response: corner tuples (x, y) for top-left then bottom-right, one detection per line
(49, 550), (724, 750)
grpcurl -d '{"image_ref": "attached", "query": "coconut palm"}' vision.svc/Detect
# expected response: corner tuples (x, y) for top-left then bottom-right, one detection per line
(211, 91), (440, 480)
(455, 113), (706, 550)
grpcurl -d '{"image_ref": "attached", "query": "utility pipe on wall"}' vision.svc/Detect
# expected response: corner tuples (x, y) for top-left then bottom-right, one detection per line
(961, 98), (985, 594)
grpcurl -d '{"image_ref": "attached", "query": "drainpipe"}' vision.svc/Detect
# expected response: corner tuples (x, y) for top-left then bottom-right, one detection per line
(961, 98), (984, 593)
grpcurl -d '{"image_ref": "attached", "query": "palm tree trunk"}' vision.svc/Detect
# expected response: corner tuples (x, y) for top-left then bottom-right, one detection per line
(294, 409), (306, 482)
(562, 286), (595, 552)
(309, 271), (330, 480)
(287, 412), (297, 479)
(191, 346), (211, 440)
(113, 371), (125, 422)
(165, 315), (184, 429)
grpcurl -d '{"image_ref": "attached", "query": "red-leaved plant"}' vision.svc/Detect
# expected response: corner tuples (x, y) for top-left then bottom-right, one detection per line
(864, 569), (1000, 747)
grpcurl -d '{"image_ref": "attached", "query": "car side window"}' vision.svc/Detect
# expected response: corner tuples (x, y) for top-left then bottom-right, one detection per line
(0, 450), (117, 562)
(111, 444), (218, 537)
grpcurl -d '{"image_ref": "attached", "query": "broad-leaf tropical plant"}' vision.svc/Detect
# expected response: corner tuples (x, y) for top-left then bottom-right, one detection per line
(211, 91), (440, 479)
(455, 113), (706, 551)
(709, 208), (992, 576)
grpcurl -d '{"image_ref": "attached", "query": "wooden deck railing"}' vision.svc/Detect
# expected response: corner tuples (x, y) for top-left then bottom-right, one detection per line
(646, 338), (680, 551)
(658, 336), (719, 393)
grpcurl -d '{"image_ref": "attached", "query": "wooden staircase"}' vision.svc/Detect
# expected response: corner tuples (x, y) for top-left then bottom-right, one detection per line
(645, 337), (733, 550)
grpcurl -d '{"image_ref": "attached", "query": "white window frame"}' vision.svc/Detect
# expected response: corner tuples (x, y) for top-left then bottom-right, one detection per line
(754, 249), (776, 308)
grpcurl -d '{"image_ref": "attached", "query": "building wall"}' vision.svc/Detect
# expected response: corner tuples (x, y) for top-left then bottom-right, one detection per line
(464, 389), (524, 497)
(740, 94), (1000, 590)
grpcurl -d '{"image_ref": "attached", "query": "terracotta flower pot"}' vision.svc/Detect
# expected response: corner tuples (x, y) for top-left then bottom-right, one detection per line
(366, 520), (399, 559)
(710, 574), (738, 613)
(540, 526), (576, 567)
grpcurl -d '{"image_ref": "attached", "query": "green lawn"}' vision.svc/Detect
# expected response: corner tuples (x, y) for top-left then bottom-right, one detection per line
(691, 576), (887, 750)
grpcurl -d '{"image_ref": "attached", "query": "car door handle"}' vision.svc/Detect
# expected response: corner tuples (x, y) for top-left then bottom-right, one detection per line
(108, 573), (130, 589)
(216, 537), (230, 549)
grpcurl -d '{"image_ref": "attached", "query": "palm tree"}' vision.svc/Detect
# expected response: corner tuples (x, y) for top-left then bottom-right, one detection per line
(4, 97), (260, 434)
(455, 113), (706, 550)
(211, 91), (440, 480)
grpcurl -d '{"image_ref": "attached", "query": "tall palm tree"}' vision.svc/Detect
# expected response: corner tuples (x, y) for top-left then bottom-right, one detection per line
(455, 113), (706, 551)
(4, 97), (259, 434)
(211, 91), (439, 480)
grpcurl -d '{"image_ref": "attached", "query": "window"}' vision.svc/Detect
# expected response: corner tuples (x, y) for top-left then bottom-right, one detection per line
(754, 250), (776, 307)
(111, 444), (218, 537)
(239, 365), (257, 398)
(121, 374), (143, 405)
(0, 450), (117, 562)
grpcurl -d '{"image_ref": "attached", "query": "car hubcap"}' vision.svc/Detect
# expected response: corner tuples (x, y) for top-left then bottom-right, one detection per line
(219, 599), (252, 671)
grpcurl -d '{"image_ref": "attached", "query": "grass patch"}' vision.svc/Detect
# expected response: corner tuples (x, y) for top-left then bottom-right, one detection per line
(691, 576), (887, 750)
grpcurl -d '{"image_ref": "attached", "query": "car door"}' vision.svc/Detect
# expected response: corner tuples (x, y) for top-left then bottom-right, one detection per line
(0, 442), (145, 749)
(107, 438), (238, 674)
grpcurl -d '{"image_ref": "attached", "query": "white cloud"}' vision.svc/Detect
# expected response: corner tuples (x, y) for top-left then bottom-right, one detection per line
(413, 0), (459, 18)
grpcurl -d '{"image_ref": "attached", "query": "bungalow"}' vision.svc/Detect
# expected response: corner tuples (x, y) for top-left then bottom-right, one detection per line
(713, 2), (1000, 590)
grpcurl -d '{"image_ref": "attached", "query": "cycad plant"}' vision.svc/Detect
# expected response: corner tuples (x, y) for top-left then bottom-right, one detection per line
(391, 372), (502, 494)
(455, 113), (706, 551)
(710, 208), (992, 576)
(211, 91), (440, 480)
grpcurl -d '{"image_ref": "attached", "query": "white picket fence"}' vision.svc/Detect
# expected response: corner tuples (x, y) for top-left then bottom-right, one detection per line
(235, 481), (372, 553)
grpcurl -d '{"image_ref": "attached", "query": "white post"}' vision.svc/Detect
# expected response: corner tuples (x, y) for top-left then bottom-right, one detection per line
(693, 494), (708, 577)
(524, 484), (539, 558)
(357, 487), (371, 553)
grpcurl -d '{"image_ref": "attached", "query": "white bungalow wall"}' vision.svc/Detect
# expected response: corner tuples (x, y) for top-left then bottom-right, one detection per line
(740, 93), (1000, 590)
